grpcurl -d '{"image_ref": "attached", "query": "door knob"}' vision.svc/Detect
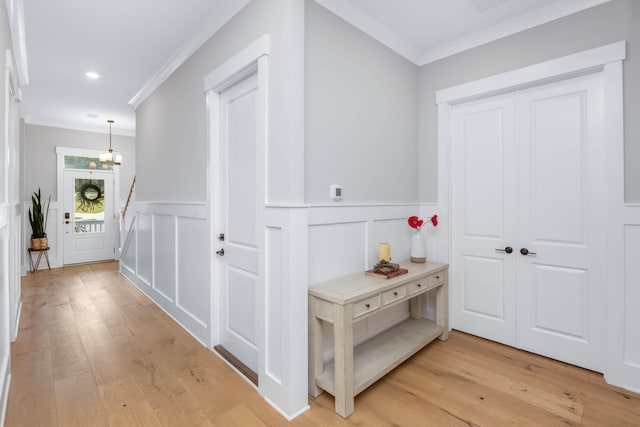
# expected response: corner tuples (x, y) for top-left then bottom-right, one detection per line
(216, 248), (225, 256)
(495, 246), (513, 254)
(520, 248), (537, 256)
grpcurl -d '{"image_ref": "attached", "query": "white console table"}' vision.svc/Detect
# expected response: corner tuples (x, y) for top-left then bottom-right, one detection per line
(308, 262), (449, 418)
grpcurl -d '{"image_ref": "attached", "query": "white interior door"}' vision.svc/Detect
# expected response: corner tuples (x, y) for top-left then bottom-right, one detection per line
(217, 72), (260, 374)
(63, 170), (117, 264)
(516, 74), (605, 371)
(451, 94), (518, 346)
(452, 72), (606, 372)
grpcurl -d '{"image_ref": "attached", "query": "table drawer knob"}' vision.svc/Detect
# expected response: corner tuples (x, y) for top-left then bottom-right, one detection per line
(417, 283), (421, 288)
(365, 303), (370, 309)
(393, 292), (398, 296)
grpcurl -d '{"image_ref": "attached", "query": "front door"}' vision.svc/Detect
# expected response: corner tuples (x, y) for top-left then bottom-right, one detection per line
(63, 170), (117, 264)
(451, 72), (606, 372)
(216, 72), (260, 375)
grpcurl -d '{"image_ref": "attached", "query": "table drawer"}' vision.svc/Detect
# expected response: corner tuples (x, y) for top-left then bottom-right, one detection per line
(382, 285), (406, 306)
(407, 279), (427, 295)
(428, 271), (445, 286)
(353, 295), (380, 319)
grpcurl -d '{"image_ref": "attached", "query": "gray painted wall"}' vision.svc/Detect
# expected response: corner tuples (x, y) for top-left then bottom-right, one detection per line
(23, 124), (136, 203)
(305, 1), (419, 204)
(419, 0), (640, 202)
(136, 0), (303, 203)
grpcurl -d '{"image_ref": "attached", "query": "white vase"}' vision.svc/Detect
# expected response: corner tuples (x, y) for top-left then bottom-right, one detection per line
(410, 228), (426, 263)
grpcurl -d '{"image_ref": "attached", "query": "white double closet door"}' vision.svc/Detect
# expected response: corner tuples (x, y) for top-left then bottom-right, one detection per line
(451, 72), (606, 372)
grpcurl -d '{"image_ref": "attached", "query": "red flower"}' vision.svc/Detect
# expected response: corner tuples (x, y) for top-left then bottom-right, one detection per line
(408, 216), (424, 229)
(408, 215), (438, 230)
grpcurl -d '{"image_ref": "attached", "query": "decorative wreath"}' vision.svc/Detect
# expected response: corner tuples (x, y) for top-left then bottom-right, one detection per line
(76, 181), (104, 211)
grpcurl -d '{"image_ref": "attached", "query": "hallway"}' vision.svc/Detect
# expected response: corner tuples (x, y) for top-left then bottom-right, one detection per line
(6, 262), (303, 426)
(5, 263), (640, 426)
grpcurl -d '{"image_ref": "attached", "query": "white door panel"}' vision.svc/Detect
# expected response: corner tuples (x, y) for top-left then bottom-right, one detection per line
(452, 72), (605, 372)
(529, 264), (588, 338)
(462, 255), (507, 320)
(225, 267), (258, 347)
(218, 72), (260, 374)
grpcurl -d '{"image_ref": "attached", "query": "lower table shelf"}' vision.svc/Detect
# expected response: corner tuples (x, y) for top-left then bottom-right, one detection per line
(316, 317), (444, 397)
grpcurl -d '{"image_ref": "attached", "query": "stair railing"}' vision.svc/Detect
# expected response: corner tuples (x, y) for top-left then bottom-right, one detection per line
(122, 175), (136, 220)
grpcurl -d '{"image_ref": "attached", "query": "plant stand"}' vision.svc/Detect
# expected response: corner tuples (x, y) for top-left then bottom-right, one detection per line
(28, 247), (51, 272)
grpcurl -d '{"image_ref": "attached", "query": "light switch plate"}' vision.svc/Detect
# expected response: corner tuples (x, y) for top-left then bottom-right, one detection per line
(330, 185), (342, 201)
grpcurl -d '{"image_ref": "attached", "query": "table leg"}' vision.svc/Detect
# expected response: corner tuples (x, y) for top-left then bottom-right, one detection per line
(308, 296), (323, 397)
(436, 278), (449, 340)
(333, 303), (354, 418)
(409, 293), (425, 319)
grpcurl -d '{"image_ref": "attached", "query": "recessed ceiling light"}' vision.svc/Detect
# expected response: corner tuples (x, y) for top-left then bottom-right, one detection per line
(85, 71), (100, 79)
(86, 113), (98, 118)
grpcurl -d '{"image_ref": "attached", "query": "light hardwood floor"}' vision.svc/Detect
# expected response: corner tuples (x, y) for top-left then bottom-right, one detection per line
(6, 262), (640, 426)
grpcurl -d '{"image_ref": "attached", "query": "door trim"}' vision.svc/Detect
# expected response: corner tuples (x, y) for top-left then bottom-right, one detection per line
(205, 35), (269, 386)
(436, 41), (626, 384)
(55, 146), (119, 267)
(436, 41), (625, 104)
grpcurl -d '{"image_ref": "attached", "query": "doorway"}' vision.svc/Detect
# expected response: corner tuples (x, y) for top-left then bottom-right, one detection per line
(214, 71), (261, 382)
(450, 72), (606, 372)
(63, 169), (117, 264)
(207, 39), (268, 389)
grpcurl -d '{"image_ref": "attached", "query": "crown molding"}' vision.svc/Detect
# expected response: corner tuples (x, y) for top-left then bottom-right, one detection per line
(24, 116), (136, 138)
(128, 0), (250, 109)
(5, 0), (29, 86)
(313, 0), (422, 64)
(419, 0), (613, 65)
(314, 0), (613, 67)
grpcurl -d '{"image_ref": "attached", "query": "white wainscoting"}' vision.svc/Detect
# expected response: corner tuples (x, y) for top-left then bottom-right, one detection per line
(120, 202), (210, 346)
(623, 221), (640, 367)
(259, 205), (310, 420)
(607, 203), (640, 392)
(0, 204), (11, 427)
(308, 203), (443, 359)
(9, 202), (21, 341)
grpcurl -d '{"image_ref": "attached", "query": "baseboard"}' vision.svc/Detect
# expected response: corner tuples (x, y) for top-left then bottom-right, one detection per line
(263, 395), (310, 422)
(11, 302), (22, 342)
(0, 358), (10, 427)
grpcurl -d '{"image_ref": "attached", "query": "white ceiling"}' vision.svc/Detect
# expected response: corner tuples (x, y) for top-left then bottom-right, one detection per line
(18, 0), (609, 137)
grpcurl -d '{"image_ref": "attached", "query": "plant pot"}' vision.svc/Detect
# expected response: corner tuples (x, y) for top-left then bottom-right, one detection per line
(31, 237), (48, 250)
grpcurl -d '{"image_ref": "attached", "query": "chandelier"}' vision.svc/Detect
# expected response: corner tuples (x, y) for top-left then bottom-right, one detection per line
(99, 119), (122, 166)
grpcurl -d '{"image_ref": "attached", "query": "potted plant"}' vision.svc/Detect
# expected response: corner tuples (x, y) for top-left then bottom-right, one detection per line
(28, 188), (50, 249)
